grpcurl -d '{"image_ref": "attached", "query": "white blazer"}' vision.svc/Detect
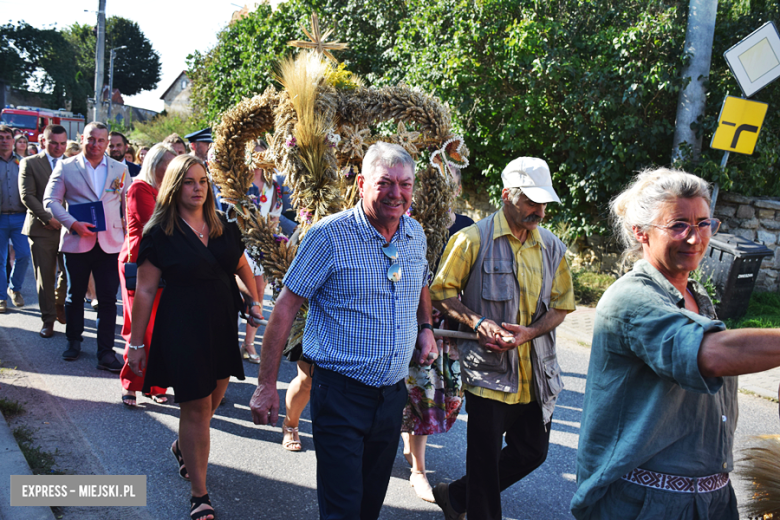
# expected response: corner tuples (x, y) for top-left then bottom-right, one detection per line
(43, 153), (131, 254)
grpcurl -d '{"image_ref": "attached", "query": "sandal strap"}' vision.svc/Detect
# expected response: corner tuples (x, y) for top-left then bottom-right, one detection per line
(190, 493), (214, 520)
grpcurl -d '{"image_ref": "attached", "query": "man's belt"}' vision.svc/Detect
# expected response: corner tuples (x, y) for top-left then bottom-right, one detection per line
(622, 468), (729, 493)
(1, 211), (24, 215)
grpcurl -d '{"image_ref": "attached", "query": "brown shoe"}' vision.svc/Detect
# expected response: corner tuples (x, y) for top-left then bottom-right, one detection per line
(7, 289), (24, 307)
(55, 304), (66, 324)
(0, 300), (6, 313)
(40, 322), (55, 338)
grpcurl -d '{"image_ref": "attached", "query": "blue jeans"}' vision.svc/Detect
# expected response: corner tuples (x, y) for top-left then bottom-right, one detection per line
(0, 213), (31, 295)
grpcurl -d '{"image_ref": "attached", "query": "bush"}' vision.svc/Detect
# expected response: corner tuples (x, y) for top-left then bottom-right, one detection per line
(128, 112), (200, 148)
(572, 269), (616, 307)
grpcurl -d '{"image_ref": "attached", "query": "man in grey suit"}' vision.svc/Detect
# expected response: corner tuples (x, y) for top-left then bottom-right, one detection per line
(19, 124), (69, 338)
(44, 122), (130, 371)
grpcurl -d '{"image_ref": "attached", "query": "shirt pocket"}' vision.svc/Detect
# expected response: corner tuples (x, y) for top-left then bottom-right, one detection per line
(482, 258), (514, 301)
(541, 354), (564, 396)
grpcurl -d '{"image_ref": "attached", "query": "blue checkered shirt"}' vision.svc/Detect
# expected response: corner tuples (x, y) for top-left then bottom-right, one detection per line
(283, 202), (429, 387)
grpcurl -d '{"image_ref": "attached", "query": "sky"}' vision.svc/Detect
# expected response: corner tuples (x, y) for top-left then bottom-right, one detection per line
(2, 0), (250, 112)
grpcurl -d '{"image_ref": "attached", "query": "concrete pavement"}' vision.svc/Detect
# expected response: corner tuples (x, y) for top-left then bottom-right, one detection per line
(558, 306), (780, 401)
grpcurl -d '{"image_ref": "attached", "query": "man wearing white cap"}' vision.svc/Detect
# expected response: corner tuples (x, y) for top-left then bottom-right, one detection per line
(430, 157), (575, 520)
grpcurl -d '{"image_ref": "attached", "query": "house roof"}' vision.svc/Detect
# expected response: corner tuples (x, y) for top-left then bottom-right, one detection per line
(159, 71), (190, 101)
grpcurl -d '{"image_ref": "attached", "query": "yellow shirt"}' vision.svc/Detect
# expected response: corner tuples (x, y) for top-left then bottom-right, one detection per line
(430, 210), (576, 404)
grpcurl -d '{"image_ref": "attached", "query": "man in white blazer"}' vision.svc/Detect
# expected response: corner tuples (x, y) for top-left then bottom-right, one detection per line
(44, 122), (131, 371)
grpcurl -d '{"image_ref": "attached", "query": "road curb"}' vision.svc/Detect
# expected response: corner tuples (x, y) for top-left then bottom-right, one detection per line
(0, 411), (57, 520)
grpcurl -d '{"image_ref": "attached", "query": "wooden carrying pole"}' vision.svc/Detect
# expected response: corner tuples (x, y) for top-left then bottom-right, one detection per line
(250, 320), (478, 341)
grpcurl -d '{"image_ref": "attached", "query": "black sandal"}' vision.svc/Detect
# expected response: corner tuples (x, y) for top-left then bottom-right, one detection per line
(170, 439), (190, 481)
(190, 493), (215, 520)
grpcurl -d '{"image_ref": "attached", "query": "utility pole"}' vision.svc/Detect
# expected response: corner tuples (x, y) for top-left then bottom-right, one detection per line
(671, 0), (719, 163)
(92, 0), (106, 123)
(106, 46), (126, 128)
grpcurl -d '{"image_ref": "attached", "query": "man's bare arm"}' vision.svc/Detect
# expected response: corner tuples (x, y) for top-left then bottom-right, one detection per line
(434, 296), (511, 350)
(249, 286), (306, 426)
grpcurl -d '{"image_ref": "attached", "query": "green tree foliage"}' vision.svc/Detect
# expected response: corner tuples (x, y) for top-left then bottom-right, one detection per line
(188, 0), (779, 237)
(63, 17), (161, 99)
(391, 0), (690, 235)
(676, 0), (780, 198)
(187, 0), (409, 125)
(0, 22), (91, 112)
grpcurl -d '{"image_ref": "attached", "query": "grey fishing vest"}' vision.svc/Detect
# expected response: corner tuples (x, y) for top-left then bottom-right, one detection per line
(458, 211), (566, 424)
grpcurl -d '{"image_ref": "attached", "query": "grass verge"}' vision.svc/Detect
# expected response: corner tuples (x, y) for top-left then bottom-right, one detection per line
(13, 425), (63, 476)
(0, 397), (24, 417)
(725, 292), (780, 329)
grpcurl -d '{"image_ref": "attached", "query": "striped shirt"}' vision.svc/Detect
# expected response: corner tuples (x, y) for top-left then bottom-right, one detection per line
(283, 202), (429, 387)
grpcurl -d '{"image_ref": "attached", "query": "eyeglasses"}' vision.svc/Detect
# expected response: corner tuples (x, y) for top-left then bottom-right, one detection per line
(382, 242), (402, 282)
(652, 219), (721, 240)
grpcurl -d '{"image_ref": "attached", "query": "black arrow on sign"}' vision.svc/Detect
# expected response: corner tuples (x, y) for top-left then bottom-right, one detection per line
(721, 120), (760, 148)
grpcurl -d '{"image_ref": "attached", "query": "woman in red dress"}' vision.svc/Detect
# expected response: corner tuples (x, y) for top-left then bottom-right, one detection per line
(118, 143), (177, 406)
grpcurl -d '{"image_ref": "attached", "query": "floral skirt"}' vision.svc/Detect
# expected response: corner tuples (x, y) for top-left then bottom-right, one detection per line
(401, 312), (464, 435)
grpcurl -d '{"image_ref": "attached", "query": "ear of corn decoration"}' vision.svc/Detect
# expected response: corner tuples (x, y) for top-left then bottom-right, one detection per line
(211, 12), (468, 333)
(739, 435), (780, 518)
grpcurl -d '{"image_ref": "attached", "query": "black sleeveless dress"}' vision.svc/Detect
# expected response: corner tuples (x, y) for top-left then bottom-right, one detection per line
(138, 213), (246, 402)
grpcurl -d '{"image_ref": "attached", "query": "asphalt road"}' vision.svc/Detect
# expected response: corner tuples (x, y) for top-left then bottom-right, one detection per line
(1, 274), (779, 520)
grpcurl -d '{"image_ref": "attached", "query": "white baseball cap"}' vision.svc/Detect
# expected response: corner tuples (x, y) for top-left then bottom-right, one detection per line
(501, 157), (560, 204)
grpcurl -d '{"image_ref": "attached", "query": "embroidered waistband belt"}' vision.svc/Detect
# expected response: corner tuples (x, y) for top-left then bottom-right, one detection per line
(622, 468), (729, 493)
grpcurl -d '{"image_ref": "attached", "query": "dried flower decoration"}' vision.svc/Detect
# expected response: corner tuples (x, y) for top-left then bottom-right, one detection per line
(340, 125), (371, 159)
(395, 121), (421, 157)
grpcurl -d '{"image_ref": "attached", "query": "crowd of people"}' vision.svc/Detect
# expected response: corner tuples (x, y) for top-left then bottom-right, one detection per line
(2, 118), (780, 520)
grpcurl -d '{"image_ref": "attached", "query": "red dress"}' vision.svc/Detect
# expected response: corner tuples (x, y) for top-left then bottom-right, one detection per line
(118, 180), (165, 394)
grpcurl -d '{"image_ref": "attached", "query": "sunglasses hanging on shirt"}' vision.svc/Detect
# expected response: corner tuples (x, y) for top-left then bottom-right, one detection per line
(382, 242), (402, 282)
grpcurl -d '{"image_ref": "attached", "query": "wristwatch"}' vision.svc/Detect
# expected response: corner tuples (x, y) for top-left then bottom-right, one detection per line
(418, 323), (434, 334)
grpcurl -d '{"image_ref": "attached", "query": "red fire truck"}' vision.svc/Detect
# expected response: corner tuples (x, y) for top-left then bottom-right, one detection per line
(1, 106), (86, 143)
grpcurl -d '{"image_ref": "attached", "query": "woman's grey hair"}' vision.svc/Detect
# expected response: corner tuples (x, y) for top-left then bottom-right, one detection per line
(611, 167), (711, 265)
(361, 142), (415, 180)
(137, 143), (176, 189)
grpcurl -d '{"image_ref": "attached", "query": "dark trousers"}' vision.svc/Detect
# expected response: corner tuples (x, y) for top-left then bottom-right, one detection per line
(310, 367), (407, 520)
(63, 243), (119, 361)
(449, 392), (552, 520)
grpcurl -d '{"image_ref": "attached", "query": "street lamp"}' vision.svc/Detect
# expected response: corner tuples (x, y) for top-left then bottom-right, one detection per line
(107, 45), (127, 128)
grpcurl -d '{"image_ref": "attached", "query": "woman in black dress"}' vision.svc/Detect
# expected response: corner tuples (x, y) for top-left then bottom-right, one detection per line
(127, 154), (263, 520)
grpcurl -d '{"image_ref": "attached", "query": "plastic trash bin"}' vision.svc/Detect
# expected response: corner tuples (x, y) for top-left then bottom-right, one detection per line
(699, 233), (774, 320)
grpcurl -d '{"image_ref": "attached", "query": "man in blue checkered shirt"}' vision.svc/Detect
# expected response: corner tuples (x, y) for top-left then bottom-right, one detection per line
(250, 142), (438, 519)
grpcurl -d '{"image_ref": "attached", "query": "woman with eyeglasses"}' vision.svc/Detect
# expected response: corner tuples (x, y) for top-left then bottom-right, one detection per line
(572, 168), (780, 520)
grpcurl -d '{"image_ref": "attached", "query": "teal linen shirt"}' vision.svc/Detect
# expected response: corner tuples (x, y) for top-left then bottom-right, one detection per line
(571, 260), (737, 519)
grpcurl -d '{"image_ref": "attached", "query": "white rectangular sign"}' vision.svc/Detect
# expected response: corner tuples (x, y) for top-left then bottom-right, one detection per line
(724, 21), (780, 98)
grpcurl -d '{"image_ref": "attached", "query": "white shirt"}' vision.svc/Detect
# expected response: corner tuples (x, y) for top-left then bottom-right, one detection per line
(82, 154), (108, 196)
(45, 152), (62, 172)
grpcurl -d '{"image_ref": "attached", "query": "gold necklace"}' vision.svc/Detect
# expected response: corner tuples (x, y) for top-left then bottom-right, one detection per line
(181, 216), (206, 238)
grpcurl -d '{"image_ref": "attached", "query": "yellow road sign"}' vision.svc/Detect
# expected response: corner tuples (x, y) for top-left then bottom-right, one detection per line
(711, 96), (769, 154)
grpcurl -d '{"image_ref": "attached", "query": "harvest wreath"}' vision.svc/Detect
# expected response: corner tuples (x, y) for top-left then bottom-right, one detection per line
(209, 13), (469, 289)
